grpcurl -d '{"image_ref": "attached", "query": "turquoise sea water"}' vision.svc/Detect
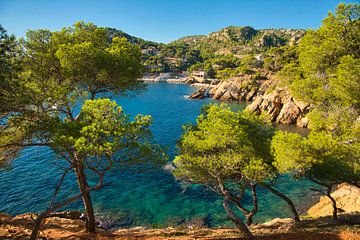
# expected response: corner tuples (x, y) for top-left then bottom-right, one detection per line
(0, 82), (314, 228)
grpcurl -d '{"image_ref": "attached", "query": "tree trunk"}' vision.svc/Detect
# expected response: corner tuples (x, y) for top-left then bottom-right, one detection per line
(245, 214), (254, 226)
(326, 186), (338, 221)
(29, 213), (47, 240)
(260, 183), (300, 222)
(75, 165), (96, 232)
(223, 198), (254, 240)
(245, 183), (258, 226)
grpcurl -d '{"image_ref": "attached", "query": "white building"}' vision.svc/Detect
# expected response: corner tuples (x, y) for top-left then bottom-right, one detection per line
(191, 71), (205, 78)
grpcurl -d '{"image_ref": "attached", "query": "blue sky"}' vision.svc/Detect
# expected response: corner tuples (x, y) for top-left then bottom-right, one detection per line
(0, 0), (356, 43)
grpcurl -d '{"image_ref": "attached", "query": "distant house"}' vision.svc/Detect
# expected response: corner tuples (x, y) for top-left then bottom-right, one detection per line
(191, 71), (205, 78)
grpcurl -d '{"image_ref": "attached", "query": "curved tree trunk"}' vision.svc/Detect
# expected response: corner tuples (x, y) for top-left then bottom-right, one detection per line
(75, 165), (96, 232)
(325, 186), (338, 221)
(260, 183), (300, 222)
(245, 183), (258, 226)
(310, 180), (338, 222)
(223, 198), (254, 240)
(29, 213), (47, 240)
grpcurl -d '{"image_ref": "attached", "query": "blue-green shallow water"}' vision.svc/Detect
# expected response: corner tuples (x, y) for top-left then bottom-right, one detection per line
(0, 82), (315, 228)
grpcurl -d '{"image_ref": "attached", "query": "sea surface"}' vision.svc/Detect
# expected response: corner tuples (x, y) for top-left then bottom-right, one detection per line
(0, 82), (314, 228)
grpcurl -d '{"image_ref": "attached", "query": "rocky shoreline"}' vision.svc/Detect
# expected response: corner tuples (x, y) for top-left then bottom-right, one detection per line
(185, 72), (311, 128)
(1, 184), (359, 239)
(1, 212), (359, 240)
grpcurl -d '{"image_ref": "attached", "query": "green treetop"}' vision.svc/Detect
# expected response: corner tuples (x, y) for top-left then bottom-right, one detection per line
(0, 22), (165, 238)
(287, 3), (360, 109)
(271, 118), (360, 221)
(173, 104), (300, 239)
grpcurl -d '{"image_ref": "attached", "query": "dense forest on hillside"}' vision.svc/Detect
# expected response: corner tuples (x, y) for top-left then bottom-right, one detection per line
(104, 21), (304, 78)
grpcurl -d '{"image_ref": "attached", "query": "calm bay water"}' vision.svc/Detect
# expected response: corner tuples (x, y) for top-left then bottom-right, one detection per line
(0, 82), (314, 228)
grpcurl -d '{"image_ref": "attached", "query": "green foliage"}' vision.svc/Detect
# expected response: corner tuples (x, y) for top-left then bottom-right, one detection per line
(0, 25), (24, 115)
(290, 3), (360, 107)
(0, 20), (164, 162)
(271, 129), (360, 185)
(58, 99), (164, 167)
(269, 3), (360, 196)
(275, 62), (303, 87)
(265, 45), (300, 72)
(330, 55), (360, 108)
(263, 57), (274, 71)
(173, 104), (275, 185)
(188, 62), (204, 72)
(0, 22), (166, 224)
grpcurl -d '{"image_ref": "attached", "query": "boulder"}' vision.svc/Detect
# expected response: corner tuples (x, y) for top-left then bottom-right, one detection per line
(307, 183), (360, 218)
(297, 117), (309, 128)
(212, 80), (232, 99)
(184, 76), (196, 84)
(246, 97), (263, 113)
(219, 90), (236, 101)
(276, 99), (301, 124)
(293, 97), (310, 113)
(245, 88), (309, 127)
(268, 101), (283, 122)
(188, 88), (207, 99)
(246, 90), (256, 101)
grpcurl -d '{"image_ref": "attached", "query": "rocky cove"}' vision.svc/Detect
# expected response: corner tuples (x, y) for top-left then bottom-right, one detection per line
(1, 3), (359, 237)
(185, 71), (310, 128)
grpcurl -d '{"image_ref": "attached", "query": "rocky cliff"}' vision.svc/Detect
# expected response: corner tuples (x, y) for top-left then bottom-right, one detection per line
(204, 72), (310, 127)
(246, 87), (310, 127)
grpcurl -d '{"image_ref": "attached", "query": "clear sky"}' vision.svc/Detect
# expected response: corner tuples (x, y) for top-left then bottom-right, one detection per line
(0, 0), (357, 43)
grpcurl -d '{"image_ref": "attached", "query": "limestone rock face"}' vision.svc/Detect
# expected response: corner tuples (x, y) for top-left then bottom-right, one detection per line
(307, 183), (360, 218)
(276, 99), (300, 124)
(212, 80), (233, 99)
(210, 76), (263, 102)
(184, 76), (197, 84)
(245, 87), (311, 127)
(191, 72), (311, 127)
(297, 117), (310, 128)
(188, 87), (207, 99)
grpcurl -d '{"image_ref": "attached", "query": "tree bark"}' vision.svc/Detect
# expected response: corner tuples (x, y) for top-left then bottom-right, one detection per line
(260, 183), (300, 222)
(325, 185), (338, 221)
(310, 180), (338, 222)
(245, 183), (258, 226)
(223, 198), (254, 240)
(75, 165), (96, 232)
(30, 213), (47, 240)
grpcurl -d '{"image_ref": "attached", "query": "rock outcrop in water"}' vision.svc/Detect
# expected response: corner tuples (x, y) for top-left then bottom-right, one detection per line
(204, 72), (311, 127)
(188, 87), (207, 99)
(209, 75), (264, 101)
